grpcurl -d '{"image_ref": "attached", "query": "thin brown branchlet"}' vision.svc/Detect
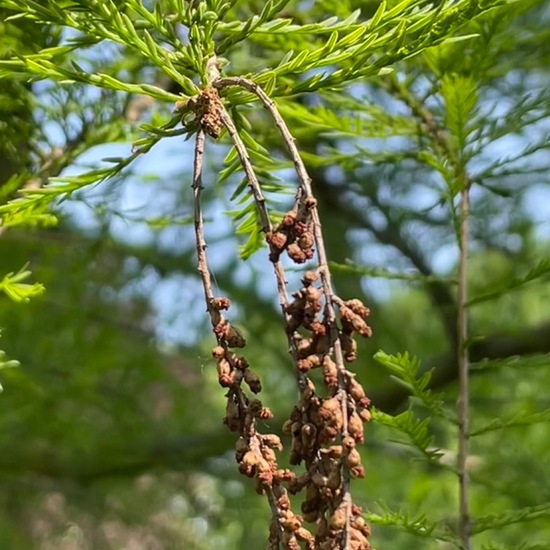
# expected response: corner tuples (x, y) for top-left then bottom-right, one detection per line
(203, 92), (318, 549)
(187, 70), (373, 549)
(189, 100), (314, 550)
(193, 126), (308, 550)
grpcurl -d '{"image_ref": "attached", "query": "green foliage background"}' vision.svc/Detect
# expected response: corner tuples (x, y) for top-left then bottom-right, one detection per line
(0, 0), (549, 548)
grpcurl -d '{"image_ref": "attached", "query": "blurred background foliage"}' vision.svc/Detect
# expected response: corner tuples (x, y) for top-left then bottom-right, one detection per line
(0, 0), (549, 548)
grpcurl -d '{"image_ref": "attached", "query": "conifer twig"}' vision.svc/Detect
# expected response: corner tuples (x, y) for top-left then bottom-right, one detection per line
(217, 106), (272, 235)
(384, 75), (472, 549)
(216, 98), (310, 392)
(191, 127), (286, 549)
(212, 69), (372, 550)
(216, 76), (358, 548)
(192, 129), (214, 304)
(457, 181), (471, 550)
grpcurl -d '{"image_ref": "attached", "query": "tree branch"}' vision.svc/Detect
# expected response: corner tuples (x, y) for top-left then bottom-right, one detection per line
(371, 321), (550, 413)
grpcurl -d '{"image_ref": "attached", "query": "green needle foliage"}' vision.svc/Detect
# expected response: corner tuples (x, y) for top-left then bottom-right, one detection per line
(0, 0), (549, 549)
(0, 0), (526, 237)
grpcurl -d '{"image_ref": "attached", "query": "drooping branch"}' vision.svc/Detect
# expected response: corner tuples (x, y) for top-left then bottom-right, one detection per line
(214, 76), (373, 550)
(190, 121), (308, 550)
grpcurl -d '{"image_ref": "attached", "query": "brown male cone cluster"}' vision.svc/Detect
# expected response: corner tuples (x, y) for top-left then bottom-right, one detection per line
(186, 88), (224, 139)
(266, 195), (317, 264)
(208, 206), (373, 549)
(281, 275), (373, 550)
(208, 297), (316, 549)
(190, 83), (373, 549)
(266, 193), (373, 549)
